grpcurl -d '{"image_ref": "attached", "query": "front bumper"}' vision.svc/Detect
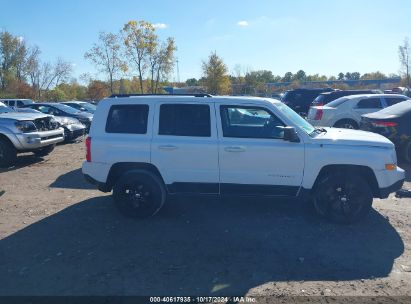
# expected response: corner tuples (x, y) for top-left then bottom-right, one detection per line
(380, 178), (405, 199)
(15, 128), (64, 150)
(64, 123), (86, 141)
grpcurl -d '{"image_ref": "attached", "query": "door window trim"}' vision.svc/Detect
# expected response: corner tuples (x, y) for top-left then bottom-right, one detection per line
(219, 104), (286, 139)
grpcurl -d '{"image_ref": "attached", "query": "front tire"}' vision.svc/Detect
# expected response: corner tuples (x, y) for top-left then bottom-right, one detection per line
(0, 138), (17, 168)
(113, 170), (166, 218)
(312, 172), (373, 224)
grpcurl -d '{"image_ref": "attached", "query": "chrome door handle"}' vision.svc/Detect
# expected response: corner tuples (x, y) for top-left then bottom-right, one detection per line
(158, 145), (178, 150)
(224, 146), (246, 152)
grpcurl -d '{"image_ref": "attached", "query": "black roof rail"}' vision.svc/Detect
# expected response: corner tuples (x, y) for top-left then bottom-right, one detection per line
(109, 93), (212, 98)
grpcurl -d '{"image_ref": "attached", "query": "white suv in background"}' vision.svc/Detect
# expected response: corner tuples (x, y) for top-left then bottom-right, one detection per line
(82, 94), (405, 223)
(307, 94), (410, 129)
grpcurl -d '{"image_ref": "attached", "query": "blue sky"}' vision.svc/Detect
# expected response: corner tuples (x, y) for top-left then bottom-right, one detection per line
(1, 0), (411, 82)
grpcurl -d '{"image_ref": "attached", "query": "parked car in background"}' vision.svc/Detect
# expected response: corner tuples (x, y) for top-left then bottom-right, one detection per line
(61, 101), (97, 114)
(307, 94), (410, 129)
(83, 94), (404, 224)
(271, 92), (284, 100)
(311, 90), (380, 107)
(0, 99), (34, 109)
(281, 88), (334, 116)
(0, 102), (64, 167)
(361, 101), (411, 162)
(23, 103), (93, 131)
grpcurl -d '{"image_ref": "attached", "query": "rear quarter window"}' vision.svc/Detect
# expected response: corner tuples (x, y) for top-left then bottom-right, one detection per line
(356, 98), (382, 109)
(105, 104), (149, 134)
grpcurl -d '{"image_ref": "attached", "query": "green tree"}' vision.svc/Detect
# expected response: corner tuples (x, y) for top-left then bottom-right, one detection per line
(201, 51), (231, 94)
(337, 72), (345, 80)
(85, 32), (126, 94)
(282, 72), (293, 82)
(360, 71), (387, 80)
(294, 70), (306, 81)
(186, 78), (199, 86)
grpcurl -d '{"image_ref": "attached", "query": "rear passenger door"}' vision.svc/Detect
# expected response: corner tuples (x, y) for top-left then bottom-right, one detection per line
(151, 103), (220, 194)
(353, 97), (383, 119)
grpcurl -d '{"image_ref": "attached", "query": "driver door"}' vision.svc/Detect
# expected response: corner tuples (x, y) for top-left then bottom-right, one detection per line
(217, 104), (305, 196)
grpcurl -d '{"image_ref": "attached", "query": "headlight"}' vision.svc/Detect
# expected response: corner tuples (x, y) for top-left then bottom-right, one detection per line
(59, 117), (80, 125)
(15, 121), (37, 133)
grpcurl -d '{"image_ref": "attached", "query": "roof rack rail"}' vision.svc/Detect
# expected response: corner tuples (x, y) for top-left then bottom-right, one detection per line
(109, 93), (212, 98)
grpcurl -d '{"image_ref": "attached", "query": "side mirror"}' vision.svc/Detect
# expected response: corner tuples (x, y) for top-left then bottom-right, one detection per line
(283, 126), (300, 143)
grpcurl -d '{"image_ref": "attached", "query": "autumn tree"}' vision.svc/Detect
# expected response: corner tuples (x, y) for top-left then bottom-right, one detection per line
(202, 51), (231, 95)
(85, 32), (126, 94)
(122, 21), (156, 93)
(0, 31), (24, 90)
(87, 80), (109, 101)
(399, 37), (411, 88)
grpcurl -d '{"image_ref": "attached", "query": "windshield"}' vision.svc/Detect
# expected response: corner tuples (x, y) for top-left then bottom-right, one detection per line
(274, 102), (315, 135)
(78, 102), (96, 111)
(51, 103), (81, 114)
(374, 100), (411, 116)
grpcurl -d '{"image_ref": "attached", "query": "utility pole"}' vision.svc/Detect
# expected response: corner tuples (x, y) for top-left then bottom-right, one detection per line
(176, 58), (180, 84)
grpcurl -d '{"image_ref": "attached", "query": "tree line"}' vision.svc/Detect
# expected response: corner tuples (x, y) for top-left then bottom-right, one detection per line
(1, 24), (411, 101)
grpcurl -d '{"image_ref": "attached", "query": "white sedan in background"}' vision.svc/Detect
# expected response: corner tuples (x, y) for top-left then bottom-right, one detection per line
(307, 94), (410, 129)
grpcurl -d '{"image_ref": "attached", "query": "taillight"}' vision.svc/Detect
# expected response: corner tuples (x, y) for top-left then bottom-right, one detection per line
(371, 121), (398, 127)
(86, 136), (91, 162)
(314, 108), (323, 120)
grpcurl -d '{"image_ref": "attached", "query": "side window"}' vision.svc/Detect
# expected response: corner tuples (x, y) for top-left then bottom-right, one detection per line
(17, 101), (24, 107)
(37, 106), (51, 114)
(220, 105), (285, 139)
(357, 98), (382, 109)
(8, 100), (15, 107)
(159, 104), (211, 137)
(106, 104), (149, 134)
(385, 97), (407, 106)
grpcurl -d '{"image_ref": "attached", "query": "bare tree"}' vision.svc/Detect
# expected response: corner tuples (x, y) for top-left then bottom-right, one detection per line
(148, 37), (176, 93)
(25, 45), (41, 91)
(85, 32), (126, 94)
(54, 58), (72, 86)
(399, 37), (411, 88)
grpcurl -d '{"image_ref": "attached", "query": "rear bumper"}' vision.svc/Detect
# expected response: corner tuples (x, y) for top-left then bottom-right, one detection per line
(379, 178), (405, 199)
(82, 161), (112, 192)
(83, 173), (110, 192)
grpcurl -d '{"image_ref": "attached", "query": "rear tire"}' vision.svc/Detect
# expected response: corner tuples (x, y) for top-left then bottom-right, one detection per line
(33, 144), (55, 157)
(0, 138), (17, 168)
(334, 119), (358, 129)
(113, 170), (166, 218)
(312, 172), (373, 224)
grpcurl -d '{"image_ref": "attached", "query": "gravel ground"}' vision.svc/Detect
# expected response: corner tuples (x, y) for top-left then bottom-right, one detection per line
(0, 141), (410, 297)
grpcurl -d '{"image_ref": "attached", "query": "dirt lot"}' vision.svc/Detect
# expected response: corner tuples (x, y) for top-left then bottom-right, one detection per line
(0, 141), (411, 297)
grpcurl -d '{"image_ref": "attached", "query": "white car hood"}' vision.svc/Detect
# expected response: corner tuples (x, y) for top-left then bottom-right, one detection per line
(313, 127), (394, 148)
(0, 112), (50, 121)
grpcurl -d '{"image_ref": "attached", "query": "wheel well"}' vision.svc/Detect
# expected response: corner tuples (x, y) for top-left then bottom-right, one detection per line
(333, 118), (358, 128)
(106, 162), (165, 191)
(0, 134), (15, 149)
(313, 164), (379, 197)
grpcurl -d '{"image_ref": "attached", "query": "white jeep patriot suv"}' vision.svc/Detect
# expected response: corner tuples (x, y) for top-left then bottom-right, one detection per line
(82, 94), (405, 223)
